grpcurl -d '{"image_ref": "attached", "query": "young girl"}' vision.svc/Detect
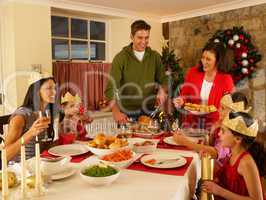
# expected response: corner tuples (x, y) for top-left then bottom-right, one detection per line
(60, 92), (92, 143)
(202, 111), (265, 200)
(173, 92), (250, 162)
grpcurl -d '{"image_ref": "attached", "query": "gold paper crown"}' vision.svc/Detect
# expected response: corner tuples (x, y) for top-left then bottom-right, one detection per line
(61, 92), (81, 104)
(222, 114), (258, 137)
(220, 94), (251, 113)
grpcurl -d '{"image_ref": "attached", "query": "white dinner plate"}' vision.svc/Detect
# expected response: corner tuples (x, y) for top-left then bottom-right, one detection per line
(48, 144), (90, 157)
(51, 166), (77, 181)
(163, 136), (199, 146)
(184, 107), (208, 115)
(184, 106), (217, 115)
(182, 128), (208, 137)
(140, 154), (187, 169)
(134, 131), (164, 139)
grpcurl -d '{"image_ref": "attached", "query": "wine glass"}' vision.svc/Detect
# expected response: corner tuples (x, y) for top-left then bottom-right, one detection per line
(41, 110), (52, 142)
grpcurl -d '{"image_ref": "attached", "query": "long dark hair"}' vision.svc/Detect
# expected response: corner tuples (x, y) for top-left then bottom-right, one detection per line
(198, 42), (231, 73)
(228, 112), (266, 177)
(22, 77), (55, 110)
(22, 77), (60, 138)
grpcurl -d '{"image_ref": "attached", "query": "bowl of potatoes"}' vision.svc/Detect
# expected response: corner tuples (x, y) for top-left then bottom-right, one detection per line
(87, 133), (129, 156)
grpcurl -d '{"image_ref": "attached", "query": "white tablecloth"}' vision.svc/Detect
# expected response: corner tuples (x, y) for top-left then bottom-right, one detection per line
(9, 149), (200, 200)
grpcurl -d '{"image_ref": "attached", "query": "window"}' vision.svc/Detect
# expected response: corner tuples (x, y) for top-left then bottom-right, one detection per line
(52, 39), (69, 60)
(51, 16), (107, 61)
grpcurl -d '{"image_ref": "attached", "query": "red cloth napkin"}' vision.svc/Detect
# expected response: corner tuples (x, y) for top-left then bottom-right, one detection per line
(127, 156), (193, 176)
(76, 121), (87, 140)
(58, 133), (77, 145)
(41, 150), (92, 163)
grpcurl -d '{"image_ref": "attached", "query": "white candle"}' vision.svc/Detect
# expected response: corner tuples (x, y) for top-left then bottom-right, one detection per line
(35, 141), (42, 195)
(20, 137), (26, 198)
(34, 110), (44, 196)
(1, 142), (9, 200)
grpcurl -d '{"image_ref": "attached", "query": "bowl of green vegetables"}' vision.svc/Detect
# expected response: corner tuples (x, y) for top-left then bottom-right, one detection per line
(80, 163), (120, 186)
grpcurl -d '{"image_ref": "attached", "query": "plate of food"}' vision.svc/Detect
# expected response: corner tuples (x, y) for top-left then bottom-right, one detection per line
(184, 103), (217, 115)
(87, 133), (129, 156)
(128, 138), (158, 153)
(100, 149), (135, 168)
(163, 136), (200, 146)
(134, 131), (163, 139)
(140, 153), (187, 169)
(136, 115), (160, 132)
(80, 163), (120, 186)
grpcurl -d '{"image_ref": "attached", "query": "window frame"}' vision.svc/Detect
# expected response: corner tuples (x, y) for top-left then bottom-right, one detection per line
(51, 14), (109, 62)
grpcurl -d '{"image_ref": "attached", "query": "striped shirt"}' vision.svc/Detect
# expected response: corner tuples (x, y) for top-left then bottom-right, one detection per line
(10, 107), (47, 161)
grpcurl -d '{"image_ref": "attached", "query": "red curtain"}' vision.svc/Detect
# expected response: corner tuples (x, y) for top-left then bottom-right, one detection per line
(53, 62), (111, 110)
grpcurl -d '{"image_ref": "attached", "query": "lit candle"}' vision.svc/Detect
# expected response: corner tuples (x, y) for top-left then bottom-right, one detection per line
(20, 137), (26, 198)
(1, 140), (9, 200)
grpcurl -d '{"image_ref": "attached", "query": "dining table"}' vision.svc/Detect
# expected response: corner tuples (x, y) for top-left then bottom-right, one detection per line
(6, 137), (201, 200)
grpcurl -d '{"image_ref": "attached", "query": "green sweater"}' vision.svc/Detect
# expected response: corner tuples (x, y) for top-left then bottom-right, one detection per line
(105, 44), (167, 112)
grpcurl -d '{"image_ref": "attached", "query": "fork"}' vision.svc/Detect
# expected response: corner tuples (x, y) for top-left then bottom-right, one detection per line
(155, 158), (180, 165)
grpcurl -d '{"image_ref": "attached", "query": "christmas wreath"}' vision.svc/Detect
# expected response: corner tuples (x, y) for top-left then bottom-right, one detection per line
(208, 26), (262, 85)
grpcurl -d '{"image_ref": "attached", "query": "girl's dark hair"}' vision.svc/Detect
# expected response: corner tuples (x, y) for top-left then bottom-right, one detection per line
(22, 77), (61, 139)
(231, 92), (249, 110)
(198, 42), (231, 73)
(229, 111), (266, 177)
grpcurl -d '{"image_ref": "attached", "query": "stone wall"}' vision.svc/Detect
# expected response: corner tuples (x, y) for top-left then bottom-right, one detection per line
(169, 4), (266, 121)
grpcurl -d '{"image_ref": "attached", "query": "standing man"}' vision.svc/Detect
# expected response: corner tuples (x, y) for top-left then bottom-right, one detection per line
(105, 20), (168, 124)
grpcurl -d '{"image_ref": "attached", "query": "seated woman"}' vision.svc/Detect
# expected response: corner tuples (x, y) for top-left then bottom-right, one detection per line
(173, 92), (250, 163)
(173, 42), (234, 130)
(5, 77), (58, 161)
(202, 111), (265, 200)
(59, 92), (92, 143)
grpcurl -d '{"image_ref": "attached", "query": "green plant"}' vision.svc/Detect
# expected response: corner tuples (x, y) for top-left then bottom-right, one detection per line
(161, 41), (184, 122)
(161, 43), (184, 97)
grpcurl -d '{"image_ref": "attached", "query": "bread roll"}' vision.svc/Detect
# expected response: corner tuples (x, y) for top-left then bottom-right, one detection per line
(105, 135), (116, 145)
(109, 142), (121, 149)
(94, 134), (106, 145)
(88, 140), (97, 147)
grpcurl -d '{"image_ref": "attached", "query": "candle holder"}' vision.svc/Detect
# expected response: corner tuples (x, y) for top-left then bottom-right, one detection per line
(200, 154), (214, 200)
